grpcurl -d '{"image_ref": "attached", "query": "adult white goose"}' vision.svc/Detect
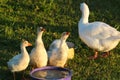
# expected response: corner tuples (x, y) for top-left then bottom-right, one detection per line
(78, 3), (120, 59)
(48, 32), (70, 67)
(30, 27), (48, 68)
(7, 40), (32, 80)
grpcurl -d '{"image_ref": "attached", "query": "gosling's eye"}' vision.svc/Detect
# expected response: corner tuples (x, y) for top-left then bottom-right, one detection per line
(24, 41), (28, 44)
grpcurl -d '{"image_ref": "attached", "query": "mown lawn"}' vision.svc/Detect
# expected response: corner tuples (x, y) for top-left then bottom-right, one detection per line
(0, 0), (120, 80)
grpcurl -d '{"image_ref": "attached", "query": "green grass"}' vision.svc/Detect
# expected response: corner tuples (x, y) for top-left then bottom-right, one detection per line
(0, 0), (120, 80)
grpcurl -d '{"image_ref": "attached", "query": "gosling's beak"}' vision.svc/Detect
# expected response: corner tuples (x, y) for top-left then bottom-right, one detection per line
(66, 32), (70, 35)
(28, 43), (32, 46)
(41, 28), (46, 32)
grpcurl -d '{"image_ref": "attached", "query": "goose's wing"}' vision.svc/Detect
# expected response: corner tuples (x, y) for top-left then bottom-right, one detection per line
(48, 39), (61, 50)
(47, 40), (60, 58)
(7, 54), (22, 66)
(84, 22), (120, 39)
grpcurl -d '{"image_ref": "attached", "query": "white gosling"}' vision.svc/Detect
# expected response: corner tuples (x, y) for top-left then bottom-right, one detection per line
(48, 32), (70, 67)
(78, 3), (120, 59)
(30, 27), (48, 68)
(48, 39), (74, 60)
(7, 40), (32, 80)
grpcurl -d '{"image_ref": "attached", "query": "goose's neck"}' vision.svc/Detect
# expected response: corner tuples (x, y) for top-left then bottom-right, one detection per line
(59, 39), (66, 48)
(80, 16), (89, 24)
(80, 9), (89, 24)
(80, 14), (89, 24)
(21, 46), (28, 56)
(36, 32), (43, 44)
